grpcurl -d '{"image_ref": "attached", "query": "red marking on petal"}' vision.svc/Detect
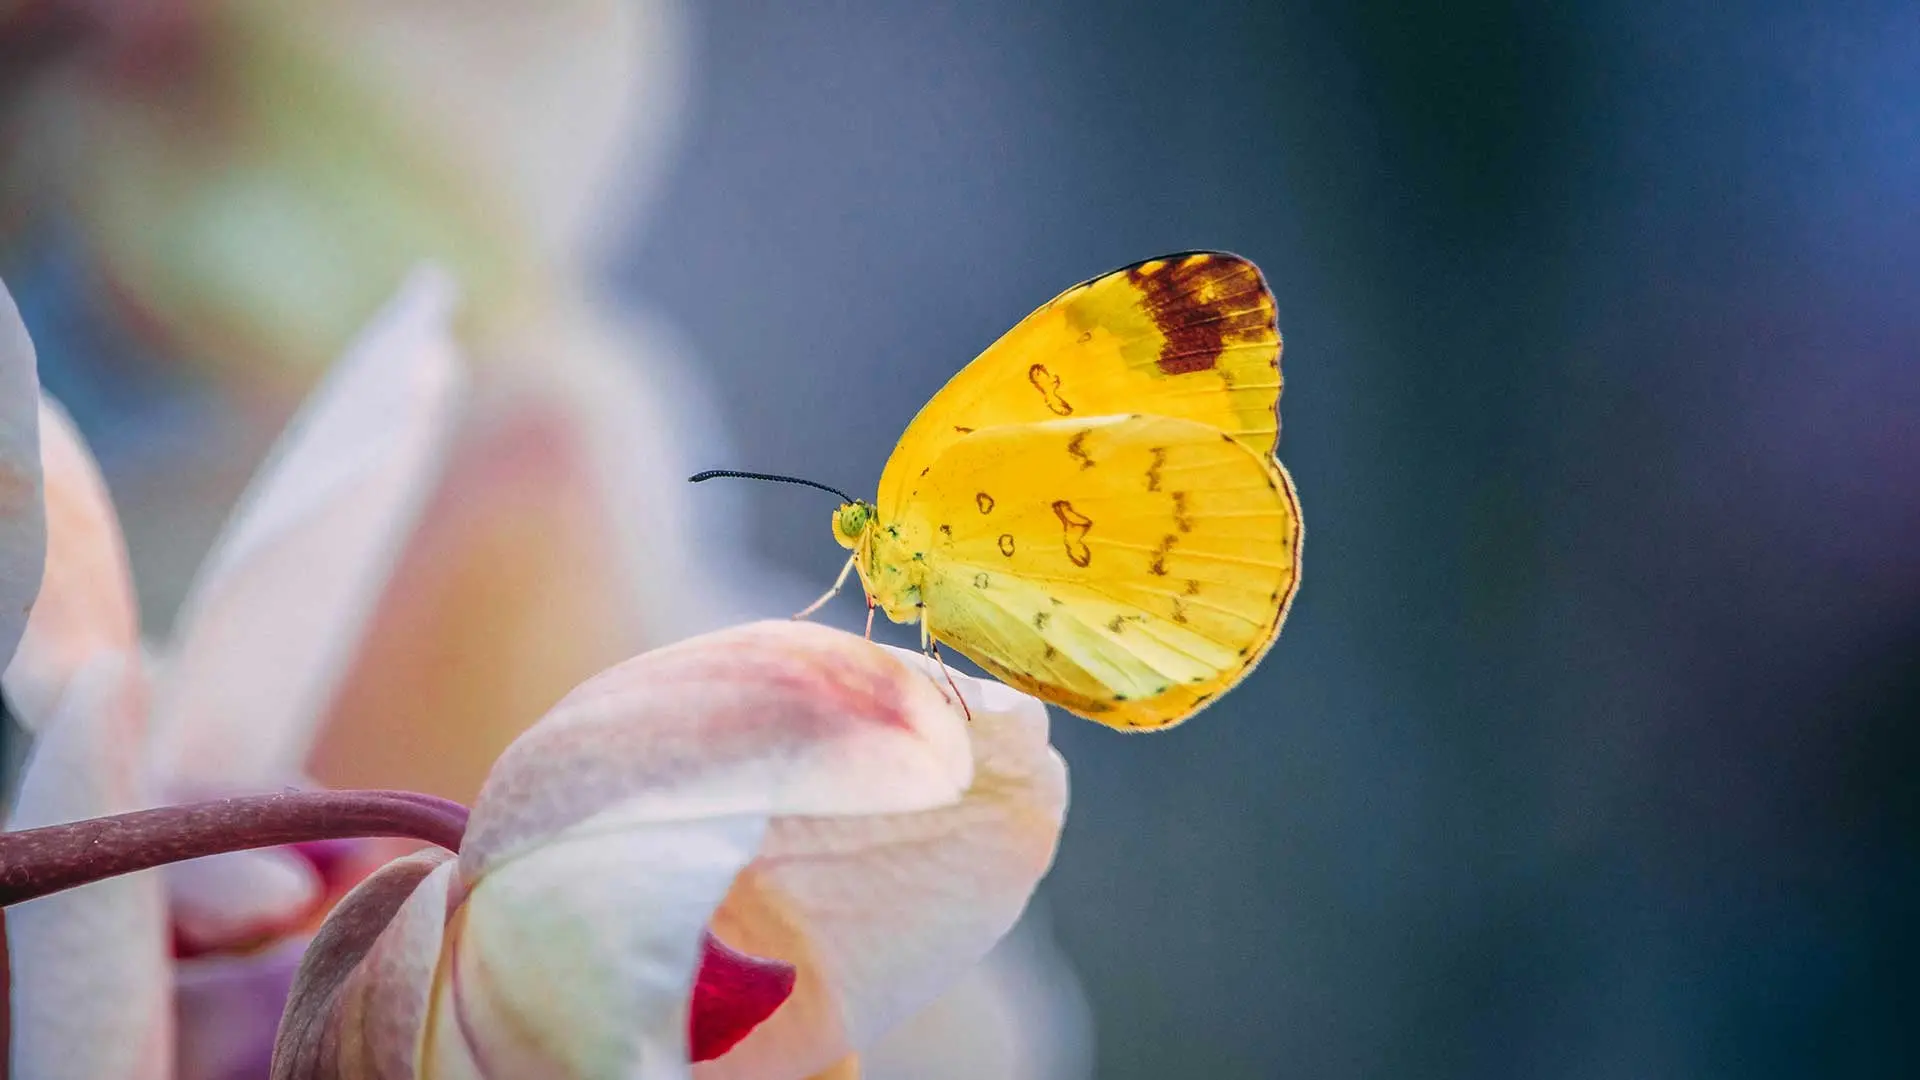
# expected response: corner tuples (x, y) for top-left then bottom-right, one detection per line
(688, 932), (796, 1063)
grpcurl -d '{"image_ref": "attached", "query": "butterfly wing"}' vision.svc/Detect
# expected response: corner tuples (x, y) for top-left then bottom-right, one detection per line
(876, 252), (1282, 511)
(893, 414), (1301, 730)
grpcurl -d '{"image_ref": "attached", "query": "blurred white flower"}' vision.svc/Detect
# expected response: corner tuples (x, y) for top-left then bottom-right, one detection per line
(4, 270), (466, 1080)
(9, 0), (686, 375)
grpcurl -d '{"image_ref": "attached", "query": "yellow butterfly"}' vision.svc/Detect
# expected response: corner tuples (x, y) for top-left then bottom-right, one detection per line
(697, 251), (1301, 730)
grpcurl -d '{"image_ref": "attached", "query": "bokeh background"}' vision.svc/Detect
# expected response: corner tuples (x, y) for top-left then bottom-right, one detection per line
(5, 2), (1917, 1077)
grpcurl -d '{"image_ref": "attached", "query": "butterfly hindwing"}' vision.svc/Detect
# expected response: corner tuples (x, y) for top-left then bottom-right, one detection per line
(876, 252), (1282, 512)
(892, 414), (1302, 729)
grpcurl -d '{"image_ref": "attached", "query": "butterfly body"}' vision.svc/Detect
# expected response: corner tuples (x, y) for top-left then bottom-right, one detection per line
(832, 251), (1302, 731)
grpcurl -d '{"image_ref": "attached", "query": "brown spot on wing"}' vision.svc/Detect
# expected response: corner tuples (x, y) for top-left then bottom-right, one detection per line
(1184, 578), (1202, 596)
(1146, 446), (1166, 491)
(1149, 534), (1177, 575)
(1171, 491), (1193, 532)
(1033, 610), (1052, 631)
(997, 533), (1016, 557)
(1066, 430), (1095, 470)
(976, 491), (995, 514)
(1124, 252), (1277, 376)
(1027, 363), (1074, 415)
(1051, 499), (1093, 567)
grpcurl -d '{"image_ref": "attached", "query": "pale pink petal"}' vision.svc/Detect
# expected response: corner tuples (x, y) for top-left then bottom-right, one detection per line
(4, 650), (171, 1080)
(149, 268), (467, 790)
(481, 309), (769, 643)
(306, 334), (654, 802)
(175, 936), (311, 1080)
(276, 849), (455, 1080)
(408, 622), (973, 1077)
(307, 305), (782, 804)
(857, 909), (1094, 1080)
(285, 624), (1024, 1079)
(1, 399), (137, 731)
(166, 848), (324, 955)
(0, 277), (42, 673)
(698, 652), (1069, 1080)
(461, 620), (974, 873)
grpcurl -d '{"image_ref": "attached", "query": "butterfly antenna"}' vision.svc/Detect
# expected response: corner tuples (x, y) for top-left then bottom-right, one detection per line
(688, 469), (858, 504)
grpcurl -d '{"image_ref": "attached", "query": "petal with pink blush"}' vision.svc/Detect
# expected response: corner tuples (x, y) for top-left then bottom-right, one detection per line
(3, 398), (139, 732)
(5, 651), (171, 1080)
(698, 651), (1069, 1080)
(275, 850), (455, 1080)
(803, 1059), (861, 1080)
(149, 267), (467, 790)
(462, 621), (974, 873)
(167, 848), (325, 957)
(306, 348), (648, 802)
(0, 277), (43, 673)
(276, 624), (1064, 1079)
(856, 909), (1094, 1080)
(307, 306), (787, 805)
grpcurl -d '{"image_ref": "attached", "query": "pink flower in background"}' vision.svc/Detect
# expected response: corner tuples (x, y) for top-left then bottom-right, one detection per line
(303, 301), (778, 804)
(4, 270), (466, 1080)
(275, 621), (1067, 1080)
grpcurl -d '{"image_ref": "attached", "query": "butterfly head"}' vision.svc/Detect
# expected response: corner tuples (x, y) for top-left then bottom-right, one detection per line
(832, 500), (875, 550)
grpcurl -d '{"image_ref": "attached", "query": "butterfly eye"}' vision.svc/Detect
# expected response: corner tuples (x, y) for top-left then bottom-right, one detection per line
(836, 502), (871, 538)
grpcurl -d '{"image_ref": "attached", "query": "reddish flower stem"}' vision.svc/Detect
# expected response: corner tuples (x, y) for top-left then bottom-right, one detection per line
(0, 790), (468, 908)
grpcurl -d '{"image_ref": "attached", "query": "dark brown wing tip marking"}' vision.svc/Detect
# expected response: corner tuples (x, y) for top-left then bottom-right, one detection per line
(1121, 251), (1278, 377)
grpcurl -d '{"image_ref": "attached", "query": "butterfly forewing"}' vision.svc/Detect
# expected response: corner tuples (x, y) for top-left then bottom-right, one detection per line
(876, 252), (1282, 514)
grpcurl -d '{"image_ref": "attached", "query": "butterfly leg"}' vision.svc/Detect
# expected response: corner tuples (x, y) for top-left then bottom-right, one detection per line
(864, 596), (877, 640)
(919, 611), (972, 722)
(792, 552), (859, 621)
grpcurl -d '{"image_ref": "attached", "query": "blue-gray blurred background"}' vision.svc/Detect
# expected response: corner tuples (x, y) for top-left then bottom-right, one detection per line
(8, 2), (1919, 1077)
(630, 4), (1919, 1077)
